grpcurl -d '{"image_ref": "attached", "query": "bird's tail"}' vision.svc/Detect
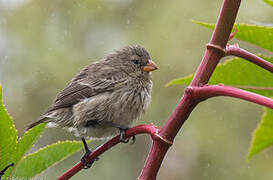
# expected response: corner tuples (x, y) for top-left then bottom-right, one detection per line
(25, 117), (48, 131)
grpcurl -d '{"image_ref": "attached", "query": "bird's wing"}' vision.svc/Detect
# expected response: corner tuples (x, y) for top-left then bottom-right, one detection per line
(46, 64), (127, 112)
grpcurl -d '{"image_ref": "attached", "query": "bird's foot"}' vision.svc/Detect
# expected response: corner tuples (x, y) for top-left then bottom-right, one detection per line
(81, 137), (99, 169)
(119, 128), (136, 144)
(81, 150), (99, 169)
(100, 122), (136, 144)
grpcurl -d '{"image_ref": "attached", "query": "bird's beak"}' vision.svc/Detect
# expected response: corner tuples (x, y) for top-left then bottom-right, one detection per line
(143, 60), (158, 72)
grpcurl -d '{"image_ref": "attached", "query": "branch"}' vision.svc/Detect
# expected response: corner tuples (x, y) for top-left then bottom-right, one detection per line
(162, 0), (241, 146)
(138, 1), (242, 179)
(58, 124), (160, 180)
(190, 0), (241, 86)
(226, 44), (273, 73)
(187, 85), (273, 109)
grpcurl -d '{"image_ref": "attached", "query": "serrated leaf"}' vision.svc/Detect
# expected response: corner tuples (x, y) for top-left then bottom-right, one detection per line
(0, 85), (18, 172)
(166, 56), (273, 97)
(193, 21), (273, 52)
(264, 0), (273, 7)
(13, 140), (84, 178)
(248, 108), (273, 159)
(13, 124), (46, 168)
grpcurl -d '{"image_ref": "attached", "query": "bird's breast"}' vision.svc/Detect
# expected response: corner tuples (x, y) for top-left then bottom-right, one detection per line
(114, 81), (152, 121)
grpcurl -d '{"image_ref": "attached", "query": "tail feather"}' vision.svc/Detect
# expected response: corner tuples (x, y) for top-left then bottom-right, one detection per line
(25, 117), (47, 131)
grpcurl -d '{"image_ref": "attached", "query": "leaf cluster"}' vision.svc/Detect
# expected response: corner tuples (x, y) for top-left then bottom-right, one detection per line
(0, 85), (83, 179)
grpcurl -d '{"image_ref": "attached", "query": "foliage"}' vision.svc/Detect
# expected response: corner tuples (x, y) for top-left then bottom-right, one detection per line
(264, 0), (273, 7)
(13, 140), (83, 178)
(0, 85), (84, 178)
(192, 21), (273, 52)
(167, 56), (273, 97)
(248, 108), (273, 159)
(0, 85), (17, 176)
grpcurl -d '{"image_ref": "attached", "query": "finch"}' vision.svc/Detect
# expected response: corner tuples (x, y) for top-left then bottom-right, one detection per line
(26, 45), (157, 167)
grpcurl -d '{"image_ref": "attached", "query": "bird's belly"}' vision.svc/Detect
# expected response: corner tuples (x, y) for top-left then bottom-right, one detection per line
(68, 125), (119, 140)
(71, 89), (150, 139)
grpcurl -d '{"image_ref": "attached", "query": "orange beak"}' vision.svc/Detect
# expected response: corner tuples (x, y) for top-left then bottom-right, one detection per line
(143, 60), (158, 72)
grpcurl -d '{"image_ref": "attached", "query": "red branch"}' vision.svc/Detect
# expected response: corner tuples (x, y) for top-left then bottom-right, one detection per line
(188, 85), (273, 109)
(138, 1), (242, 179)
(226, 44), (273, 73)
(190, 0), (241, 86)
(58, 124), (159, 180)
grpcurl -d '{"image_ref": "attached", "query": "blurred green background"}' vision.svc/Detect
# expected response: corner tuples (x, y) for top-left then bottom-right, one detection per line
(0, 0), (273, 179)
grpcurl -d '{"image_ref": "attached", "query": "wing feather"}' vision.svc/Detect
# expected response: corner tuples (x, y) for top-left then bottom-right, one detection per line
(46, 63), (127, 112)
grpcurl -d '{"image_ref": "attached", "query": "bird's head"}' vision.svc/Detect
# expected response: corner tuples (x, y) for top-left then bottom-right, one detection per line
(106, 45), (158, 79)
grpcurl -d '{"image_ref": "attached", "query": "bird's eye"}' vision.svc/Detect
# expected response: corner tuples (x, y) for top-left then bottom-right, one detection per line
(132, 60), (140, 65)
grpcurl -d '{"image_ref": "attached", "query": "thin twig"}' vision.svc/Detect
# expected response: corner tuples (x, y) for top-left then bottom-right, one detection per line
(188, 85), (273, 109)
(58, 124), (159, 180)
(226, 44), (273, 73)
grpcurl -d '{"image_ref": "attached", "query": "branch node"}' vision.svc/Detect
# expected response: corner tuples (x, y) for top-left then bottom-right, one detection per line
(185, 86), (194, 95)
(154, 133), (173, 146)
(206, 43), (226, 55)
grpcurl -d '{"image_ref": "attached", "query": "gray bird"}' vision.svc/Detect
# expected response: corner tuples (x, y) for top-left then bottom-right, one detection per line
(26, 45), (157, 167)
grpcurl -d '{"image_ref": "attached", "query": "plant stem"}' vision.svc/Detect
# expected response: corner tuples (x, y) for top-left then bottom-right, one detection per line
(58, 124), (158, 180)
(189, 85), (273, 109)
(225, 45), (273, 73)
(138, 0), (242, 179)
(191, 0), (241, 86)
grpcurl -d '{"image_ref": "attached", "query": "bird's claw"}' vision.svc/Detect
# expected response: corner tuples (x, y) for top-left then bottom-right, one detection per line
(130, 135), (136, 144)
(81, 151), (99, 169)
(119, 128), (136, 144)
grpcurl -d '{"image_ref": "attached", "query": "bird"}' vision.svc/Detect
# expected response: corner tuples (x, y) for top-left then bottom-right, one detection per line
(25, 45), (157, 168)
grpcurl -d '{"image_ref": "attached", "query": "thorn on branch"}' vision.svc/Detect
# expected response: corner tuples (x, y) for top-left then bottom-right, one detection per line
(154, 133), (173, 146)
(228, 24), (238, 41)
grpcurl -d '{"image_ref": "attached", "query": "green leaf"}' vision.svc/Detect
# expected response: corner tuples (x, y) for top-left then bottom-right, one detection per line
(264, 0), (273, 7)
(166, 74), (193, 87)
(193, 21), (273, 52)
(13, 124), (46, 167)
(0, 85), (18, 172)
(166, 56), (273, 97)
(248, 108), (273, 159)
(13, 140), (84, 178)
